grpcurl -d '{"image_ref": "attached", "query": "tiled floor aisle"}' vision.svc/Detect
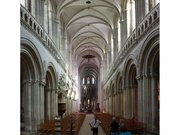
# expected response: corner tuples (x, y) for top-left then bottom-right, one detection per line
(78, 114), (106, 135)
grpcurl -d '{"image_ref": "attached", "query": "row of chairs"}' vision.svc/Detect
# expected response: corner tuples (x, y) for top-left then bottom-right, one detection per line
(37, 112), (86, 135)
(61, 112), (86, 135)
(94, 112), (146, 135)
(37, 120), (55, 134)
(95, 113), (112, 134)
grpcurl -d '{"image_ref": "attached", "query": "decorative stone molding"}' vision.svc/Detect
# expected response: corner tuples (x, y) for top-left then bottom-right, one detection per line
(22, 79), (32, 85)
(104, 4), (159, 85)
(56, 73), (70, 97)
(39, 80), (46, 86)
(20, 5), (65, 68)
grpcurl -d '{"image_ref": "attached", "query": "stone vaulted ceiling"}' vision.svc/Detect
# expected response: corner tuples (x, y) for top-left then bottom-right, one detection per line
(56, 0), (123, 78)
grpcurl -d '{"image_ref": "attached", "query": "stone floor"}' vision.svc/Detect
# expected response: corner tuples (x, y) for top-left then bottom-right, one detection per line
(78, 114), (105, 135)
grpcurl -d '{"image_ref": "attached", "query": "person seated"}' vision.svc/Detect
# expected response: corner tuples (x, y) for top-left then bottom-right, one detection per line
(119, 119), (132, 135)
(120, 131), (132, 135)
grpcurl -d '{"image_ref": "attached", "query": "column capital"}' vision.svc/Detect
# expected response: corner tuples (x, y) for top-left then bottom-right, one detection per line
(39, 80), (46, 86)
(149, 73), (159, 78)
(124, 86), (130, 90)
(136, 74), (143, 80)
(22, 79), (33, 85)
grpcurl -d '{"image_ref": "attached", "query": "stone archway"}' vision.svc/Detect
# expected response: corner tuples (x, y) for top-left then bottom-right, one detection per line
(128, 64), (138, 120)
(117, 75), (123, 116)
(21, 52), (35, 132)
(123, 56), (138, 119)
(44, 65), (57, 120)
(20, 41), (44, 132)
(138, 31), (159, 132)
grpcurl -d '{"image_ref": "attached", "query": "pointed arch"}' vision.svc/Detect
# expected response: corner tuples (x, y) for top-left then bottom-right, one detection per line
(123, 54), (138, 119)
(20, 38), (44, 131)
(44, 63), (58, 120)
(138, 29), (159, 130)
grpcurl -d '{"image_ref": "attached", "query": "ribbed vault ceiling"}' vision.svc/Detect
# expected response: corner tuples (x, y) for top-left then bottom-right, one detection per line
(57, 0), (123, 78)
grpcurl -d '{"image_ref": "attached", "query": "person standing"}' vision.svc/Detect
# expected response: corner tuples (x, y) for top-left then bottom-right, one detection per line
(119, 119), (126, 132)
(110, 117), (119, 135)
(89, 115), (101, 135)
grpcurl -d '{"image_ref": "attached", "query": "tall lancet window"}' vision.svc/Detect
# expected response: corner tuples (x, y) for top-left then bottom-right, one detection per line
(48, 0), (53, 38)
(21, 0), (25, 6)
(21, 0), (31, 12)
(149, 0), (159, 10)
(156, 0), (160, 4)
(82, 78), (85, 84)
(127, 0), (136, 37)
(27, 0), (31, 12)
(87, 77), (90, 84)
(92, 77), (95, 84)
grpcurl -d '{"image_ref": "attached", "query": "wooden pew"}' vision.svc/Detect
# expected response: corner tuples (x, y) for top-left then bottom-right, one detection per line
(37, 120), (55, 134)
(36, 112), (87, 135)
(63, 112), (85, 135)
(95, 112), (113, 135)
(94, 112), (146, 135)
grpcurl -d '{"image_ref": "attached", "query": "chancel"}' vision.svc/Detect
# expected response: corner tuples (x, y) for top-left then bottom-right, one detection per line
(20, 0), (159, 135)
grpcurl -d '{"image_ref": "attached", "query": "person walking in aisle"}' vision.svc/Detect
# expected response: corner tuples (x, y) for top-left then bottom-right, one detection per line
(89, 115), (101, 135)
(110, 117), (119, 135)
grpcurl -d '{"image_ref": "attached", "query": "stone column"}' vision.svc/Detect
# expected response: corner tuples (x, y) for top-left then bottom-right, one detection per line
(150, 74), (158, 130)
(39, 80), (46, 123)
(48, 10), (53, 38)
(129, 0), (135, 33)
(65, 97), (69, 115)
(118, 21), (121, 52)
(110, 96), (112, 114)
(52, 12), (59, 46)
(112, 95), (114, 115)
(113, 27), (118, 58)
(106, 50), (110, 71)
(105, 99), (107, 113)
(143, 74), (150, 124)
(126, 87), (131, 119)
(34, 0), (43, 25)
(124, 87), (128, 118)
(111, 36), (114, 63)
(120, 10), (127, 46)
(44, 0), (48, 32)
(60, 26), (64, 56)
(98, 64), (103, 108)
(108, 97), (110, 114)
(31, 80), (41, 131)
(51, 90), (56, 118)
(106, 98), (108, 113)
(64, 32), (68, 61)
(116, 93), (120, 116)
(124, 89), (127, 118)
(142, 75), (146, 123)
(135, 0), (146, 25)
(57, 23), (61, 52)
(31, 0), (36, 17)
(55, 89), (59, 116)
(145, 0), (149, 15)
(46, 89), (51, 120)
(120, 92), (123, 116)
(122, 91), (124, 117)
(109, 97), (111, 114)
(130, 86), (134, 118)
(136, 75), (143, 122)
(22, 80), (32, 131)
(115, 92), (118, 116)
(127, 87), (131, 118)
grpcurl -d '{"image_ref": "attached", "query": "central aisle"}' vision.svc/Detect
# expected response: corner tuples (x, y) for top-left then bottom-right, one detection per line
(78, 114), (105, 135)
